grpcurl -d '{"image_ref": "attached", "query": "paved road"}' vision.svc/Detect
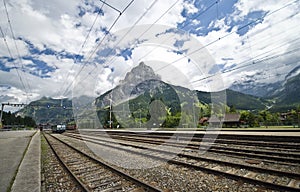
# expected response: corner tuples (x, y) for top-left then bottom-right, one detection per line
(0, 131), (35, 192)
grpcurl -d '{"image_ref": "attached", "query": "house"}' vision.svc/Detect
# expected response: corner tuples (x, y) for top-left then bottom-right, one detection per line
(199, 117), (209, 125)
(207, 113), (241, 128)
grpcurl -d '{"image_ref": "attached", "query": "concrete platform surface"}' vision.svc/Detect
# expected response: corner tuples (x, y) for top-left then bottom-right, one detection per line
(0, 130), (40, 192)
(11, 130), (40, 192)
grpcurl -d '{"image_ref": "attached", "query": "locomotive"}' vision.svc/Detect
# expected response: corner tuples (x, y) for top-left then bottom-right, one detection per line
(51, 124), (66, 133)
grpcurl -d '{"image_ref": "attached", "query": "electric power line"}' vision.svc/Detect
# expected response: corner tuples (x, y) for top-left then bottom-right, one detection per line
(153, 0), (300, 74)
(61, 0), (135, 97)
(2, 0), (32, 100)
(80, 0), (219, 85)
(71, 0), (299, 98)
(57, 0), (107, 97)
(68, 0), (160, 93)
(191, 46), (300, 87)
(0, 26), (29, 99)
(68, 0), (186, 95)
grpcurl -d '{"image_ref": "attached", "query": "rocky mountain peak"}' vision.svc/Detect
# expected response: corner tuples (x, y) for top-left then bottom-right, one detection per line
(99, 62), (162, 105)
(120, 62), (161, 85)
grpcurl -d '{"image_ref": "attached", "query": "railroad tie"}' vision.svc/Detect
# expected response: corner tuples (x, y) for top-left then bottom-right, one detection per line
(265, 175), (276, 183)
(243, 171), (257, 179)
(211, 165), (222, 171)
(287, 179), (300, 189)
(226, 169), (238, 175)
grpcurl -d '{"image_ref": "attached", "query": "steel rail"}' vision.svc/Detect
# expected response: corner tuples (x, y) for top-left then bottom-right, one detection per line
(46, 133), (162, 192)
(64, 132), (300, 191)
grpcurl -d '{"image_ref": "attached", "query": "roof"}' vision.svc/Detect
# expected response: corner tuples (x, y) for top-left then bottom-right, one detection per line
(208, 113), (241, 123)
(199, 117), (209, 124)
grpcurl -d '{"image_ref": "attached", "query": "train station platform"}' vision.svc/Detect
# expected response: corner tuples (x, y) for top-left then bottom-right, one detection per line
(0, 130), (40, 192)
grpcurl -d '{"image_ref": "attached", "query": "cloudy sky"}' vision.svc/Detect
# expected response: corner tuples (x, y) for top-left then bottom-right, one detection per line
(0, 0), (299, 108)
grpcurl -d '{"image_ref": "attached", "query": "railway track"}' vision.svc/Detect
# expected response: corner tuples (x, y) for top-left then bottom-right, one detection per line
(103, 131), (300, 151)
(41, 134), (84, 191)
(43, 133), (162, 192)
(63, 132), (300, 191)
(110, 134), (300, 164)
(72, 131), (300, 165)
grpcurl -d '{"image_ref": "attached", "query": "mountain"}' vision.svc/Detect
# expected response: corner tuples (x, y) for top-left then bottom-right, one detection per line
(196, 89), (269, 111)
(99, 62), (162, 105)
(230, 81), (281, 98)
(18, 62), (298, 126)
(95, 62), (197, 128)
(270, 73), (300, 111)
(17, 97), (74, 124)
(230, 66), (300, 98)
(95, 62), (269, 128)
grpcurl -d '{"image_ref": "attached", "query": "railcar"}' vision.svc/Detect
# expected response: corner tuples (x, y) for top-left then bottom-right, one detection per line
(66, 122), (76, 130)
(51, 124), (66, 133)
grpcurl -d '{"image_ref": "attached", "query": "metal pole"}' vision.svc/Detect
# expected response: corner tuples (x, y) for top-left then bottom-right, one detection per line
(0, 103), (4, 128)
(297, 106), (300, 128)
(139, 109), (141, 128)
(109, 98), (112, 129)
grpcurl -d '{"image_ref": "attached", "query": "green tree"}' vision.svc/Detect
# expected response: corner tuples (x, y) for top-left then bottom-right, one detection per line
(24, 116), (36, 127)
(258, 110), (278, 127)
(290, 109), (298, 126)
(229, 105), (237, 113)
(162, 112), (181, 128)
(240, 111), (259, 127)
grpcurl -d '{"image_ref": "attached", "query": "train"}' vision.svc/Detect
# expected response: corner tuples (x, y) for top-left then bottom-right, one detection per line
(66, 122), (76, 130)
(51, 122), (76, 133)
(52, 124), (66, 133)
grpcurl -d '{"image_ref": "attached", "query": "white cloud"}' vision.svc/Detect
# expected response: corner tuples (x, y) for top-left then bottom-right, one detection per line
(0, 0), (299, 107)
(193, 0), (300, 89)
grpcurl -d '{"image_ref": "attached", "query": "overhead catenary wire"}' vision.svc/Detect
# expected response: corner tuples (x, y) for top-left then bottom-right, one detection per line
(97, 0), (296, 91)
(68, 0), (164, 115)
(79, 0), (219, 84)
(70, 0), (192, 93)
(60, 0), (136, 98)
(70, 0), (299, 97)
(0, 26), (29, 100)
(95, 0), (160, 61)
(234, 18), (300, 59)
(69, 0), (160, 93)
(152, 0), (300, 74)
(53, 0), (299, 102)
(2, 0), (32, 101)
(59, 0), (300, 124)
(190, 27), (300, 85)
(67, 0), (196, 112)
(135, 0), (219, 63)
(99, 0), (121, 14)
(68, 0), (224, 114)
(85, 0), (182, 78)
(57, 0), (107, 98)
(191, 46), (300, 87)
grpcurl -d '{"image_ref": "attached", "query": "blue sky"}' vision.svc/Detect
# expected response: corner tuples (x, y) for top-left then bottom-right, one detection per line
(0, 0), (299, 107)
